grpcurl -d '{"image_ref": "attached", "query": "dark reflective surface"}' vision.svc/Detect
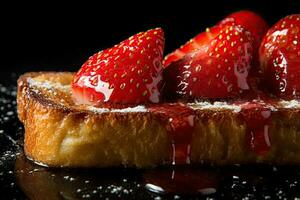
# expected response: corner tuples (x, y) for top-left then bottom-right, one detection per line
(1, 74), (300, 199)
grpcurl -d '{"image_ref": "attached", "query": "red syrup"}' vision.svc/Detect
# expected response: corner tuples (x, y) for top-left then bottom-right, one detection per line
(236, 100), (274, 155)
(148, 103), (196, 165)
(144, 167), (218, 195)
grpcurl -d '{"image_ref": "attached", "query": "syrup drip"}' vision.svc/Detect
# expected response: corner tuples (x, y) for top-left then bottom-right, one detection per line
(149, 104), (196, 165)
(144, 167), (217, 195)
(239, 101), (273, 155)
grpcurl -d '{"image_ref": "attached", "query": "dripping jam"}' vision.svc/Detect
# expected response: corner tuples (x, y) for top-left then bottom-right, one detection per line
(148, 98), (276, 165)
(235, 100), (273, 155)
(144, 166), (218, 195)
(149, 103), (196, 165)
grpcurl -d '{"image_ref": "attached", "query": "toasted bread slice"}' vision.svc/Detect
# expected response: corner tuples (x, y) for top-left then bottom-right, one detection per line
(17, 72), (300, 168)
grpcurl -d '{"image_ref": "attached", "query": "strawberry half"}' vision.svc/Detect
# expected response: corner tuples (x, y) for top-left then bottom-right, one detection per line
(164, 10), (267, 68)
(164, 25), (254, 99)
(163, 26), (221, 67)
(218, 10), (268, 48)
(259, 14), (300, 98)
(72, 28), (165, 105)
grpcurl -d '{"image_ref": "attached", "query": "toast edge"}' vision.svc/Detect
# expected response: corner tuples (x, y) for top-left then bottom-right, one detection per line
(17, 72), (300, 167)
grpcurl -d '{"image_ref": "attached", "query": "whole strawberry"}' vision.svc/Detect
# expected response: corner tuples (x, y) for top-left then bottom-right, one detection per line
(259, 14), (300, 98)
(164, 25), (254, 99)
(72, 28), (165, 105)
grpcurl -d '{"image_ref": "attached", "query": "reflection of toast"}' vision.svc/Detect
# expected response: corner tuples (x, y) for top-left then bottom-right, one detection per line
(17, 72), (300, 168)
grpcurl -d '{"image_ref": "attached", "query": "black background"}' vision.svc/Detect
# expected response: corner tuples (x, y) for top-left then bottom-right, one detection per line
(1, 0), (300, 75)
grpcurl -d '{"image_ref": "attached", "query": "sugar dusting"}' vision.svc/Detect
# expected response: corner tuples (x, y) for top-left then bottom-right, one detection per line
(26, 77), (300, 113)
(27, 78), (70, 91)
(88, 105), (148, 113)
(188, 101), (242, 113)
(28, 78), (149, 113)
(278, 99), (300, 109)
(238, 99), (278, 112)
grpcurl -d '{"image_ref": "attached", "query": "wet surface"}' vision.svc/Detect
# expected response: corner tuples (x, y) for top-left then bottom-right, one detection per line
(1, 73), (300, 199)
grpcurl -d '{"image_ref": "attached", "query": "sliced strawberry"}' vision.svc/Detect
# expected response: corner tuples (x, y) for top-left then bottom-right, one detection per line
(72, 28), (165, 105)
(259, 14), (300, 98)
(218, 10), (268, 48)
(218, 10), (269, 90)
(164, 25), (254, 99)
(163, 26), (221, 67)
(164, 10), (267, 68)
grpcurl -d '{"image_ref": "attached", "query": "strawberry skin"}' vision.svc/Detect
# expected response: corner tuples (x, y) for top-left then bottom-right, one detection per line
(163, 26), (221, 67)
(164, 25), (254, 99)
(218, 10), (268, 48)
(72, 28), (165, 105)
(259, 14), (300, 98)
(218, 10), (268, 90)
(164, 10), (267, 68)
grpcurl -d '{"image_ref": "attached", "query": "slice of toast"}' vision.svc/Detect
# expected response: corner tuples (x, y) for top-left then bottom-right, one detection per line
(17, 72), (300, 168)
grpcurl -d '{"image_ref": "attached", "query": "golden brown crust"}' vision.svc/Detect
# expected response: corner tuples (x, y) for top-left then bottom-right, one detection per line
(17, 72), (300, 168)
(17, 72), (171, 168)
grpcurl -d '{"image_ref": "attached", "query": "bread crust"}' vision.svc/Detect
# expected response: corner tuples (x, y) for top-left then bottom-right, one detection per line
(17, 72), (300, 168)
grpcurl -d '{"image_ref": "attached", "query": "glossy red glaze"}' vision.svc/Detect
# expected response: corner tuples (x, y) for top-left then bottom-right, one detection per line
(144, 167), (218, 195)
(164, 25), (254, 100)
(149, 104), (196, 165)
(72, 28), (165, 105)
(237, 101), (273, 155)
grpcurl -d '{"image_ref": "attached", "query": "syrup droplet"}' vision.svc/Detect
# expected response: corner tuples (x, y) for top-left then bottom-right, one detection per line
(149, 104), (196, 165)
